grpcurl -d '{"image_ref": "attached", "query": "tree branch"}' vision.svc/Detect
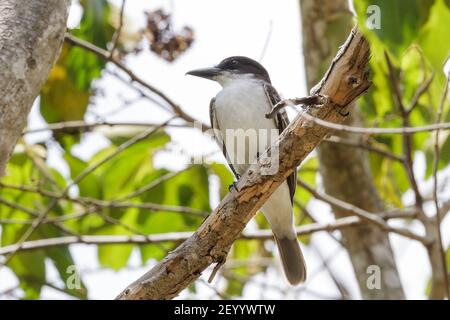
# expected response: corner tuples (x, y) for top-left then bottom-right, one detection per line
(0, 120), (173, 267)
(323, 136), (405, 162)
(431, 71), (450, 299)
(109, 0), (126, 58)
(297, 180), (428, 244)
(115, 27), (371, 300)
(64, 33), (207, 129)
(299, 113), (450, 135)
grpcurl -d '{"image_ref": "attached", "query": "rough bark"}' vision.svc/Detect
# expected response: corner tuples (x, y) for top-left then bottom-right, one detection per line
(117, 29), (371, 299)
(299, 0), (405, 299)
(0, 0), (70, 176)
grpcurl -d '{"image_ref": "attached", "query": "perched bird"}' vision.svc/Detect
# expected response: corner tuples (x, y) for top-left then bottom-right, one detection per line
(186, 56), (307, 285)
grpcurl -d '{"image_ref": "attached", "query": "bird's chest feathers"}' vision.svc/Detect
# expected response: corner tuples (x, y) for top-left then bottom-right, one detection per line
(214, 80), (275, 131)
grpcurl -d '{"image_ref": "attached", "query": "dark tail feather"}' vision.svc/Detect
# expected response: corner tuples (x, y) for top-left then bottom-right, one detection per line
(274, 236), (307, 285)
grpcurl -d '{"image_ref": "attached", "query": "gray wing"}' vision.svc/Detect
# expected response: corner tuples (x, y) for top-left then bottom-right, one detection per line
(263, 83), (297, 204)
(209, 98), (240, 179)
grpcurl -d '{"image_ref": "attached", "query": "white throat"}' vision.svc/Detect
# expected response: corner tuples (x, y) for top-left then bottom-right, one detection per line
(214, 72), (259, 88)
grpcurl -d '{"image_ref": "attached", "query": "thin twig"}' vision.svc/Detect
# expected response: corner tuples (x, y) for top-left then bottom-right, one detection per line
(0, 196), (76, 235)
(64, 33), (207, 129)
(432, 72), (450, 299)
(297, 179), (428, 244)
(265, 95), (328, 119)
(0, 212), (416, 256)
(23, 120), (190, 135)
(300, 112), (450, 134)
(0, 119), (173, 267)
(109, 0), (126, 58)
(258, 20), (273, 62)
(71, 119), (173, 186)
(311, 244), (351, 300)
(407, 74), (435, 114)
(0, 181), (207, 218)
(118, 165), (195, 201)
(385, 52), (424, 209)
(82, 197), (208, 217)
(323, 136), (405, 162)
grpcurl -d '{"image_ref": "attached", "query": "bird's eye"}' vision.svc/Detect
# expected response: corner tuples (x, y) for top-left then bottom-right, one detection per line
(231, 60), (238, 65)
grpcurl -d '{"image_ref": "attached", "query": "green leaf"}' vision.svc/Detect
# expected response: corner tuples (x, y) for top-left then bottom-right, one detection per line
(354, 0), (434, 57)
(418, 0), (450, 71)
(97, 224), (134, 271)
(139, 211), (183, 263)
(108, 130), (170, 148)
(224, 278), (245, 297)
(231, 240), (263, 276)
(224, 240), (268, 297)
(140, 243), (176, 264)
(353, 0), (449, 128)
(46, 247), (88, 299)
(98, 243), (134, 271)
(447, 246), (450, 270)
(64, 153), (101, 198)
(296, 156), (318, 205)
(381, 159), (405, 207)
(96, 132), (170, 200)
(140, 165), (210, 215)
(440, 134), (450, 167)
(8, 252), (46, 299)
(425, 132), (450, 178)
(137, 165), (211, 263)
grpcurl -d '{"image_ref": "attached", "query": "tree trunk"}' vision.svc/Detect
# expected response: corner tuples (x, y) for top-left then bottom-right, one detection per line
(299, 0), (406, 299)
(0, 0), (70, 176)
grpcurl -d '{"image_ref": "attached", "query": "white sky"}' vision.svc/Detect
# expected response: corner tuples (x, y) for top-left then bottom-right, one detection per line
(1, 0), (449, 300)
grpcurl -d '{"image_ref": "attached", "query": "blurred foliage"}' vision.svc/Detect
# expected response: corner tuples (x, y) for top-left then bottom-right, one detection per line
(1, 0), (449, 300)
(0, 2), (200, 299)
(40, 0), (115, 149)
(1, 145), (87, 299)
(353, 0), (449, 298)
(353, 0), (450, 207)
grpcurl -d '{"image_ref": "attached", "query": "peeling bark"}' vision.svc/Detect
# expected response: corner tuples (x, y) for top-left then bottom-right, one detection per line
(0, 0), (70, 175)
(299, 0), (405, 299)
(117, 29), (371, 300)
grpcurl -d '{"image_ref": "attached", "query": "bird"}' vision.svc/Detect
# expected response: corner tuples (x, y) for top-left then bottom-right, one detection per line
(186, 56), (307, 285)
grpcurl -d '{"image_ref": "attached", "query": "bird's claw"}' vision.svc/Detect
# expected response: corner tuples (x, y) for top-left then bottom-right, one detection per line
(335, 106), (349, 117)
(228, 181), (239, 192)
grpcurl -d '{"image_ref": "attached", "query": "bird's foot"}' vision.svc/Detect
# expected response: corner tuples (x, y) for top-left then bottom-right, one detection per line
(339, 110), (350, 117)
(228, 181), (239, 192)
(228, 174), (241, 192)
(334, 104), (349, 117)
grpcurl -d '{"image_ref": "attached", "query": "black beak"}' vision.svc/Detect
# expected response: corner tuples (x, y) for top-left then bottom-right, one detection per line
(186, 67), (221, 80)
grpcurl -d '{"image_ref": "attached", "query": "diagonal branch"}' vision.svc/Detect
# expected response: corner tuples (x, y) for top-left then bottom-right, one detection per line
(115, 27), (371, 300)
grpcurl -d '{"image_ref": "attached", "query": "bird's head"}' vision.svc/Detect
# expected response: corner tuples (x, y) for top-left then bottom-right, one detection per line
(186, 56), (271, 87)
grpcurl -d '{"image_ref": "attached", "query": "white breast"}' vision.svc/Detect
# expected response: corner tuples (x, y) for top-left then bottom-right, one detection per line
(214, 79), (278, 174)
(213, 78), (295, 239)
